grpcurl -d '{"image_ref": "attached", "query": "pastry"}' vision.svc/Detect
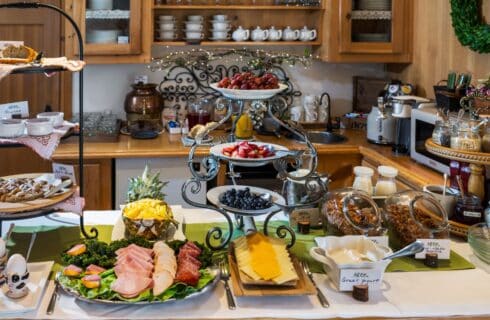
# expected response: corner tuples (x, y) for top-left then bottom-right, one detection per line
(0, 45), (38, 64)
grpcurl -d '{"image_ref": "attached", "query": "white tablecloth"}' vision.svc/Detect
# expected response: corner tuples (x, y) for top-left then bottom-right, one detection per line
(1, 207), (490, 319)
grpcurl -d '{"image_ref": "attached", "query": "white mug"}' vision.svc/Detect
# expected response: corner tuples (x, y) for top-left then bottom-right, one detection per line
(159, 22), (175, 31)
(212, 31), (229, 39)
(184, 22), (203, 31)
(187, 15), (203, 22)
(186, 31), (204, 40)
(213, 14), (228, 21)
(159, 31), (177, 40)
(212, 21), (230, 31)
(159, 15), (175, 22)
(290, 106), (304, 122)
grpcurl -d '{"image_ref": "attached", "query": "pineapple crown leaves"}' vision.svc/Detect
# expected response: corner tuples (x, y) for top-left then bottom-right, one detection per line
(126, 164), (169, 203)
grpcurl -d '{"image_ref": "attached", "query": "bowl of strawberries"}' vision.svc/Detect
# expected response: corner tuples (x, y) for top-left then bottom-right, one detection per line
(210, 141), (289, 167)
(210, 72), (287, 100)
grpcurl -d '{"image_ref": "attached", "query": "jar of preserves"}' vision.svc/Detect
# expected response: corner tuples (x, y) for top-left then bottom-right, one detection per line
(352, 166), (374, 195)
(453, 194), (484, 225)
(384, 191), (449, 249)
(450, 127), (482, 152)
(321, 188), (385, 236)
(432, 120), (451, 147)
(375, 166), (398, 196)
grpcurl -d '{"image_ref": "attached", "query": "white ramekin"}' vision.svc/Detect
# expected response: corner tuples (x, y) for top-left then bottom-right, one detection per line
(0, 119), (25, 138)
(37, 112), (64, 127)
(26, 118), (53, 136)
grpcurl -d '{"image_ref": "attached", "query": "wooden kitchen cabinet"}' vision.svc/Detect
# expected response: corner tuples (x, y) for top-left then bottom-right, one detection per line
(64, 0), (152, 63)
(317, 153), (362, 189)
(319, 0), (412, 63)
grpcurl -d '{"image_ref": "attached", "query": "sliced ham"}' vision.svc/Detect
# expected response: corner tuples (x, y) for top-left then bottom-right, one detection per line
(114, 264), (152, 278)
(116, 249), (153, 263)
(115, 244), (153, 258)
(111, 272), (153, 298)
(116, 254), (153, 271)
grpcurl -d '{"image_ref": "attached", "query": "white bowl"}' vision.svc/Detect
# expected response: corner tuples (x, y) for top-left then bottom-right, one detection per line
(158, 22), (175, 31)
(37, 112), (64, 127)
(310, 235), (392, 291)
(0, 119), (25, 138)
(26, 118), (53, 136)
(210, 83), (287, 100)
(86, 29), (121, 44)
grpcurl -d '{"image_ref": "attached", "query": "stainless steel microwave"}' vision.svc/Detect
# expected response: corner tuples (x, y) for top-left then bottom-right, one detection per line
(410, 105), (451, 174)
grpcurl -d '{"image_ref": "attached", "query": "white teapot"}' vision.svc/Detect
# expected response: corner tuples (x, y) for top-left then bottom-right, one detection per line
(282, 26), (300, 41)
(268, 26), (283, 41)
(251, 26), (269, 41)
(299, 26), (317, 41)
(232, 26), (250, 41)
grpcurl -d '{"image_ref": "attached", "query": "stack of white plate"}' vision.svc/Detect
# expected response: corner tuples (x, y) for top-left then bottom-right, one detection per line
(358, 0), (391, 10)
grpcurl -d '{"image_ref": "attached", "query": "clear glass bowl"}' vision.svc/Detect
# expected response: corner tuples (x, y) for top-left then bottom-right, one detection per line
(468, 222), (490, 264)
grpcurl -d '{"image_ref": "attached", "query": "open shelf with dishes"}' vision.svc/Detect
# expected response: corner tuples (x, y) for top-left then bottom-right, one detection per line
(152, 1), (325, 46)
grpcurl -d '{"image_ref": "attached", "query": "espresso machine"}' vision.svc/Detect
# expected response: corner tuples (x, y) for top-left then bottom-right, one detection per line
(391, 95), (430, 154)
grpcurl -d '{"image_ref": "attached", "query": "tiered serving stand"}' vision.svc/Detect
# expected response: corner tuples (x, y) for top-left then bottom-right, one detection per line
(425, 138), (490, 237)
(0, 2), (97, 239)
(182, 84), (328, 250)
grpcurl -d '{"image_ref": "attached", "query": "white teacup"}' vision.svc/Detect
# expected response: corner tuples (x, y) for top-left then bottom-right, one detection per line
(159, 31), (177, 40)
(159, 15), (175, 21)
(159, 22), (175, 31)
(185, 31), (204, 40)
(187, 15), (203, 22)
(290, 106), (304, 122)
(422, 185), (458, 218)
(211, 21), (230, 31)
(184, 22), (203, 31)
(212, 31), (229, 39)
(213, 14), (228, 21)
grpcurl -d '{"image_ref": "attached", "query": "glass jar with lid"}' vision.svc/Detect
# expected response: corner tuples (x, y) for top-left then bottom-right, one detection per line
(375, 166), (398, 196)
(322, 188), (385, 236)
(432, 120), (451, 147)
(352, 166), (374, 195)
(384, 190), (450, 249)
(450, 127), (482, 152)
(453, 194), (484, 225)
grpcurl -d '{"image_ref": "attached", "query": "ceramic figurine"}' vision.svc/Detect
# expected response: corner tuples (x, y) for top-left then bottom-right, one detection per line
(5, 253), (29, 299)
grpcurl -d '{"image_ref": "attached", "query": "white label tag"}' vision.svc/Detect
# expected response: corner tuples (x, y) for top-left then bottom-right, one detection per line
(415, 239), (451, 260)
(52, 163), (77, 185)
(0, 101), (29, 119)
(367, 236), (389, 248)
(339, 269), (383, 291)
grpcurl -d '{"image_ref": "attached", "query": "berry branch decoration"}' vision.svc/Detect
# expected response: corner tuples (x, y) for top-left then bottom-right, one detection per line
(149, 48), (315, 73)
(450, 0), (490, 53)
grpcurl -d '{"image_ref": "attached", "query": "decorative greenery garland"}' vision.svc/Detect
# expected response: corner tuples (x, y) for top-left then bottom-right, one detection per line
(450, 0), (490, 54)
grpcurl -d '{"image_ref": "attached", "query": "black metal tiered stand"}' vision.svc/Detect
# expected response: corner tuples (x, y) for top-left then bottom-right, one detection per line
(181, 90), (327, 250)
(0, 2), (97, 239)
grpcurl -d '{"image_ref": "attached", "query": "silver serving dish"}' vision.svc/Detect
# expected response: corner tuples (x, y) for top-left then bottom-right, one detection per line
(55, 267), (219, 305)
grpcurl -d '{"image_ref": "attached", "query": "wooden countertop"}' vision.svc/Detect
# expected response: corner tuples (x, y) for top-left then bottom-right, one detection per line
(53, 129), (443, 187)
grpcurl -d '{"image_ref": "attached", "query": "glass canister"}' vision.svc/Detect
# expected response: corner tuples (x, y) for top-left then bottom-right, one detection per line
(321, 188), (385, 236)
(352, 166), (374, 195)
(124, 82), (163, 133)
(375, 166), (398, 196)
(384, 190), (449, 249)
(432, 120), (451, 147)
(453, 194), (484, 225)
(450, 127), (482, 152)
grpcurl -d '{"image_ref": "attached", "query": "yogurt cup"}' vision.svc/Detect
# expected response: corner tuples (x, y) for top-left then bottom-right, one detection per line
(0, 119), (25, 138)
(26, 118), (53, 136)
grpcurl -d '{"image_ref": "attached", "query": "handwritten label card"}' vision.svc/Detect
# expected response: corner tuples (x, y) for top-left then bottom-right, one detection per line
(0, 101), (29, 119)
(52, 163), (77, 185)
(415, 239), (451, 260)
(339, 269), (384, 291)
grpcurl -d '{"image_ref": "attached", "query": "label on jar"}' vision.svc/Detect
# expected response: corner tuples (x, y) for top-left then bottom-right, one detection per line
(367, 236), (389, 248)
(415, 239), (450, 260)
(463, 211), (482, 218)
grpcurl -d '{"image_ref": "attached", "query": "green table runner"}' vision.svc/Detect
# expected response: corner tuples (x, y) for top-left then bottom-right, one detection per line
(8, 222), (474, 274)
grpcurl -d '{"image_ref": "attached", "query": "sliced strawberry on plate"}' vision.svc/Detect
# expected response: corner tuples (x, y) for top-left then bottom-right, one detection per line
(222, 146), (235, 153)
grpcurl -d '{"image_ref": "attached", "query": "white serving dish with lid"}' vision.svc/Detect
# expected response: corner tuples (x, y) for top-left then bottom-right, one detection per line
(37, 111), (64, 127)
(0, 119), (25, 138)
(310, 235), (392, 291)
(26, 118), (53, 136)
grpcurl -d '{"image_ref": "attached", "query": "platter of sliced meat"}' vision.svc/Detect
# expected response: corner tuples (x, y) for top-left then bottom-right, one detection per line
(57, 239), (218, 305)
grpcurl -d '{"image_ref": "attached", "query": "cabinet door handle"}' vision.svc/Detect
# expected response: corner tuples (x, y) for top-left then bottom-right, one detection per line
(346, 12), (351, 20)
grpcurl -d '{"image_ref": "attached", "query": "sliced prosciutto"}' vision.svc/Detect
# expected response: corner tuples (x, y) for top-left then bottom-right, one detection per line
(110, 272), (153, 298)
(152, 241), (177, 296)
(174, 241), (202, 286)
(115, 243), (153, 257)
(85, 264), (106, 275)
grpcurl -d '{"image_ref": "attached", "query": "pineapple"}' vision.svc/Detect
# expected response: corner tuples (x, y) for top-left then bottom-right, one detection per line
(126, 165), (168, 203)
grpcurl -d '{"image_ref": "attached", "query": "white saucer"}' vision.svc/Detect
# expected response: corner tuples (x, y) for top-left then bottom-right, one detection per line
(208, 37), (230, 41)
(209, 20), (231, 23)
(209, 28), (231, 32)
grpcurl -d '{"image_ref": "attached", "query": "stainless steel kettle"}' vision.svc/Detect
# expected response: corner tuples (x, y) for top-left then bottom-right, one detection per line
(367, 97), (396, 145)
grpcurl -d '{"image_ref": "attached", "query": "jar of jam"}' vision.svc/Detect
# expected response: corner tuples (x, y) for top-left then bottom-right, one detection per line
(454, 194), (484, 225)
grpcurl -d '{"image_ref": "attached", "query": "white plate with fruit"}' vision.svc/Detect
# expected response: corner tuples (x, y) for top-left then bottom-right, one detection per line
(210, 141), (289, 167)
(210, 72), (287, 100)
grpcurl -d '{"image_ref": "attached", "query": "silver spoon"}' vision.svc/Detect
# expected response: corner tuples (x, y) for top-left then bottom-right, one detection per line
(382, 240), (425, 260)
